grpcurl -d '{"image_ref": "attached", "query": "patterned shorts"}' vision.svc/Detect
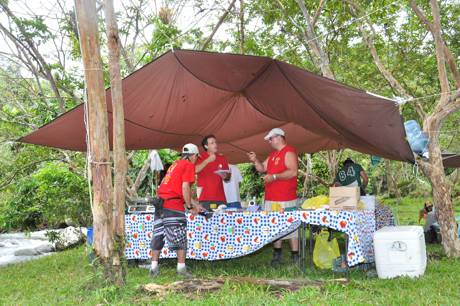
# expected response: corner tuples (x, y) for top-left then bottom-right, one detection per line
(151, 208), (187, 251)
(264, 199), (299, 240)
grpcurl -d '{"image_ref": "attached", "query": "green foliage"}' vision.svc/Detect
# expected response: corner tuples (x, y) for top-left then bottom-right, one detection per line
(158, 149), (180, 165)
(0, 162), (91, 231)
(307, 153), (331, 196)
(127, 149), (180, 197)
(59, 11), (81, 60)
(44, 229), (61, 244)
(239, 163), (264, 202)
(13, 16), (53, 42)
(144, 17), (182, 62)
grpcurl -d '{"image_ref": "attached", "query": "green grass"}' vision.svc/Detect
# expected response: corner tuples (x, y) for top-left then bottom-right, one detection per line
(380, 196), (460, 225)
(1, 198), (460, 305)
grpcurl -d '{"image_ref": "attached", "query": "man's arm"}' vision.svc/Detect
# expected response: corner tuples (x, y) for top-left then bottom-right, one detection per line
(279, 151), (298, 179)
(332, 169), (342, 187)
(182, 181), (192, 206)
(263, 152), (297, 183)
(195, 153), (216, 173)
(223, 160), (231, 181)
(360, 170), (368, 188)
(183, 182), (204, 214)
(248, 152), (267, 173)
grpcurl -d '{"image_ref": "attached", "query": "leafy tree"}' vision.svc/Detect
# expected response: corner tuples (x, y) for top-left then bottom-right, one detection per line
(0, 162), (90, 231)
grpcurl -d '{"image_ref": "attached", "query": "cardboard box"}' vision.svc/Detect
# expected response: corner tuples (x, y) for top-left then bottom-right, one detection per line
(329, 187), (360, 210)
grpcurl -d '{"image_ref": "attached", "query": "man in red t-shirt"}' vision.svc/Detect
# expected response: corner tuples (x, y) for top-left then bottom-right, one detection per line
(150, 143), (203, 278)
(248, 128), (299, 266)
(195, 135), (230, 211)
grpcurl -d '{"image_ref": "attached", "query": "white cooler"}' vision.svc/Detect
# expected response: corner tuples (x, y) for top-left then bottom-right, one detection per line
(373, 226), (427, 279)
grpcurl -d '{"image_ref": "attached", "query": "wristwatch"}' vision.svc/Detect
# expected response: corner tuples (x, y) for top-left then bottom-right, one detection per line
(273, 174), (277, 181)
(185, 204), (193, 210)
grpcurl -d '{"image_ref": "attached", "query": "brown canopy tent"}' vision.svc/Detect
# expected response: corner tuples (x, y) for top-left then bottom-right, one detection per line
(442, 154), (460, 169)
(21, 49), (415, 163)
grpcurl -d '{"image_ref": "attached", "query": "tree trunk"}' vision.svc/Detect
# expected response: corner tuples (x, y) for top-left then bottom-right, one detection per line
(304, 153), (313, 197)
(384, 159), (400, 198)
(239, 0), (244, 54)
(292, 0), (340, 177)
(419, 116), (460, 257)
(419, 0), (460, 257)
(421, 149), (460, 256)
(298, 153), (312, 198)
(130, 156), (151, 196)
(75, 0), (115, 278)
(375, 175), (383, 195)
(294, 0), (335, 79)
(324, 150), (342, 183)
(201, 0), (237, 50)
(104, 0), (127, 286)
(408, 0), (460, 88)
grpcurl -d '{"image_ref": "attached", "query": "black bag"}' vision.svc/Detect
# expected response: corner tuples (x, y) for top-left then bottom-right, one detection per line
(151, 197), (164, 217)
(424, 225), (439, 244)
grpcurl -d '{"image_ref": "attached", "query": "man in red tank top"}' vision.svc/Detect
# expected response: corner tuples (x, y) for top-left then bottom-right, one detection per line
(195, 135), (231, 211)
(248, 128), (299, 266)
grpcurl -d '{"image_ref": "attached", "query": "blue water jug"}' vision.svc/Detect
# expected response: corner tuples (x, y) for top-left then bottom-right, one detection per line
(87, 227), (93, 245)
(404, 120), (429, 154)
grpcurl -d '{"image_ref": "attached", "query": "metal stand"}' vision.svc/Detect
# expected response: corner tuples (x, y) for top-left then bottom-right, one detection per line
(309, 224), (314, 270)
(345, 233), (350, 279)
(298, 223), (315, 274)
(298, 222), (307, 273)
(298, 223), (350, 278)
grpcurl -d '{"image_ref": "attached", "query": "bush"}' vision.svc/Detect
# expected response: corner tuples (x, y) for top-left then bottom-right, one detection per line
(239, 163), (265, 202)
(0, 162), (91, 231)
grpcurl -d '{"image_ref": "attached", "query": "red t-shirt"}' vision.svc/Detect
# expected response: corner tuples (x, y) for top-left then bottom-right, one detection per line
(158, 159), (195, 211)
(265, 145), (298, 201)
(196, 152), (229, 202)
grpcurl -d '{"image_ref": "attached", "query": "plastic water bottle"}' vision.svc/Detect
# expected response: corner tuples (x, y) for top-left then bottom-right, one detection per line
(247, 197), (260, 212)
(404, 120), (429, 155)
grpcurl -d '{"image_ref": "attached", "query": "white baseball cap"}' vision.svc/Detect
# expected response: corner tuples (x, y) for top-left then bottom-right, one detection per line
(264, 128), (285, 141)
(182, 143), (199, 154)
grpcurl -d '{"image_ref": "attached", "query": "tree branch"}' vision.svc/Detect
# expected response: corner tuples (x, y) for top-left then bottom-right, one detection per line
(346, 0), (426, 120)
(129, 156), (151, 195)
(312, 0), (326, 27)
(0, 4), (66, 113)
(294, 0), (334, 78)
(119, 40), (135, 72)
(201, 0), (237, 50)
(409, 0), (460, 89)
(0, 158), (64, 190)
(438, 96), (460, 121)
(429, 0), (451, 98)
(272, 1), (316, 66)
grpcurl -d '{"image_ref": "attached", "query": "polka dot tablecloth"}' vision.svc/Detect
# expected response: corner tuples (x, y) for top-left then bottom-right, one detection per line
(375, 203), (395, 230)
(125, 209), (377, 267)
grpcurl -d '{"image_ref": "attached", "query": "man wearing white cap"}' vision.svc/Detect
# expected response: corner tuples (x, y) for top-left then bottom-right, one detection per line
(150, 143), (204, 278)
(248, 128), (299, 266)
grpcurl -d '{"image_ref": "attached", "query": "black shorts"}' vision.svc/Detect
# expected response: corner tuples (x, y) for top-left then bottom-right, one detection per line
(150, 208), (187, 251)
